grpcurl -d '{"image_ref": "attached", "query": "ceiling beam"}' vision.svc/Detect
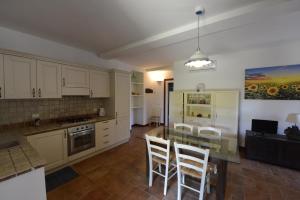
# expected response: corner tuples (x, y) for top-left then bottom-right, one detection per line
(99, 0), (300, 59)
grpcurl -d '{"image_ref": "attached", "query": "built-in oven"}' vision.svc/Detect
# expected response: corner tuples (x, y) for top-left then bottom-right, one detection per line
(68, 123), (95, 156)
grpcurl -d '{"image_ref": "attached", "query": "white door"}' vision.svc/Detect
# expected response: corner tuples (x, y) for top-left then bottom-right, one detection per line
(169, 91), (184, 127)
(27, 129), (67, 171)
(214, 91), (239, 136)
(0, 54), (3, 99)
(115, 72), (130, 141)
(90, 71), (110, 98)
(37, 61), (61, 98)
(4, 55), (36, 99)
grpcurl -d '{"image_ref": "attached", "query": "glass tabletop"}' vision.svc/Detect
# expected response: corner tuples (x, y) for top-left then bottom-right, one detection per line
(147, 127), (240, 163)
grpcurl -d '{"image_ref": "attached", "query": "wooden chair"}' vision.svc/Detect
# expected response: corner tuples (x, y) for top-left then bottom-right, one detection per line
(197, 126), (222, 137)
(145, 135), (177, 196)
(174, 123), (193, 134)
(174, 142), (211, 200)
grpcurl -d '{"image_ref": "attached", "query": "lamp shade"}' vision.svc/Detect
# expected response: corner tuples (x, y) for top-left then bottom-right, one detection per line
(184, 49), (216, 70)
(286, 113), (300, 124)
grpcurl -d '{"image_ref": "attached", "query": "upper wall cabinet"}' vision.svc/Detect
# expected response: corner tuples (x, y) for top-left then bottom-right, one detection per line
(89, 70), (110, 98)
(37, 61), (62, 98)
(0, 55), (3, 99)
(4, 55), (37, 99)
(61, 65), (90, 96)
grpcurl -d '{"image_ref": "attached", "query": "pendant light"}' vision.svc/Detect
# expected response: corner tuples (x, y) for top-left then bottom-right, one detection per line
(185, 6), (216, 71)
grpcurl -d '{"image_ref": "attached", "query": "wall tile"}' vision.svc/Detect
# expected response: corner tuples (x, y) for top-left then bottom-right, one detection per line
(0, 97), (105, 125)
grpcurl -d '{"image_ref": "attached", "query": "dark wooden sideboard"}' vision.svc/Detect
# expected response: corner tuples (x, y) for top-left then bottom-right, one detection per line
(245, 130), (300, 170)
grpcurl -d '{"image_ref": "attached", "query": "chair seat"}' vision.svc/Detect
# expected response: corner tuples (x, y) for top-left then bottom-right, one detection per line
(180, 160), (217, 179)
(152, 152), (175, 165)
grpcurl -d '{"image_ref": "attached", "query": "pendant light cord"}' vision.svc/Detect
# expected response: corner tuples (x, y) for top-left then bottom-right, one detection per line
(197, 14), (200, 50)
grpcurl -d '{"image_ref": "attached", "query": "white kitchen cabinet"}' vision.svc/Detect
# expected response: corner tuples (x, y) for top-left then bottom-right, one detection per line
(95, 120), (116, 150)
(0, 54), (3, 99)
(90, 70), (110, 98)
(115, 72), (131, 142)
(116, 116), (130, 142)
(214, 91), (239, 137)
(4, 55), (36, 99)
(37, 61), (61, 98)
(61, 65), (90, 95)
(27, 129), (68, 171)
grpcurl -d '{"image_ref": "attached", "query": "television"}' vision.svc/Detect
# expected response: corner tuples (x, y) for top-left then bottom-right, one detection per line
(251, 119), (278, 134)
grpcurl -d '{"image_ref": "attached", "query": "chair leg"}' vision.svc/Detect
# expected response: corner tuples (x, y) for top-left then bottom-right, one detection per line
(206, 174), (210, 194)
(177, 170), (182, 200)
(163, 164), (169, 196)
(149, 163), (153, 187)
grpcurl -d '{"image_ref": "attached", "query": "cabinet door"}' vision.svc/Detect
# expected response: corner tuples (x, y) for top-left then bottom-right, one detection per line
(62, 65), (89, 88)
(95, 120), (115, 150)
(0, 54), (3, 99)
(214, 91), (239, 136)
(115, 72), (130, 117)
(4, 55), (36, 99)
(27, 130), (67, 171)
(116, 116), (130, 142)
(90, 71), (110, 98)
(37, 61), (61, 98)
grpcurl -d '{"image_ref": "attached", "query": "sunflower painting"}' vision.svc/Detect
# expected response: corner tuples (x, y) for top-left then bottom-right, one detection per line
(245, 65), (300, 100)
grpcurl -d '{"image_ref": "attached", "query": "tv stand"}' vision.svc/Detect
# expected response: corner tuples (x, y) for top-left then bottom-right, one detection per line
(245, 130), (300, 170)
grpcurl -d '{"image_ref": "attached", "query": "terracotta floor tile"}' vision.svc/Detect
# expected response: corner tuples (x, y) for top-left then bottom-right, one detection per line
(46, 126), (300, 200)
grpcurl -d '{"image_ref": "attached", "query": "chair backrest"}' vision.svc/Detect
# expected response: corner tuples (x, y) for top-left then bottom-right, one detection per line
(198, 126), (222, 137)
(145, 134), (170, 164)
(151, 106), (161, 117)
(174, 142), (209, 197)
(174, 123), (193, 134)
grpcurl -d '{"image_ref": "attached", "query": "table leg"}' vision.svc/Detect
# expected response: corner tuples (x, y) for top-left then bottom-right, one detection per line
(146, 142), (149, 179)
(216, 159), (228, 200)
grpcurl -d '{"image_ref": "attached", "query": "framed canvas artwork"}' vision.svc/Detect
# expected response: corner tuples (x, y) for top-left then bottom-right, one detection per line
(245, 64), (300, 100)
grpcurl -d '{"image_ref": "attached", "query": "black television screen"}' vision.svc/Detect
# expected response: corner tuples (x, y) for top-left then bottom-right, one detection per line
(251, 119), (278, 134)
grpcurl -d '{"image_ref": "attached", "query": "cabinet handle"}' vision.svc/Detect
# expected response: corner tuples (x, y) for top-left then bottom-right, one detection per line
(32, 88), (35, 98)
(62, 78), (66, 87)
(64, 130), (67, 139)
(102, 121), (108, 124)
(103, 128), (109, 131)
(38, 88), (41, 98)
(103, 134), (109, 137)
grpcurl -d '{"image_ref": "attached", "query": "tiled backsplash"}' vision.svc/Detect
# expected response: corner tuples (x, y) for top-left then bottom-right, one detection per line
(0, 97), (105, 125)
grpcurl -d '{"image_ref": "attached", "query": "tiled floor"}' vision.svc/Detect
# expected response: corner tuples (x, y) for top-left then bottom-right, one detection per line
(47, 126), (300, 200)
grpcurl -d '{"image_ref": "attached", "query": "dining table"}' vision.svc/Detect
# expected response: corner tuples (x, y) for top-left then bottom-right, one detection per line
(145, 126), (240, 200)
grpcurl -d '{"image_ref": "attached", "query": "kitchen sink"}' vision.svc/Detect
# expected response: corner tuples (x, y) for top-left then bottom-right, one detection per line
(0, 141), (20, 150)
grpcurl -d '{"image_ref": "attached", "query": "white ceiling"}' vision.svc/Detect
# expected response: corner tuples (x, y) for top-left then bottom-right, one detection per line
(0, 0), (300, 68)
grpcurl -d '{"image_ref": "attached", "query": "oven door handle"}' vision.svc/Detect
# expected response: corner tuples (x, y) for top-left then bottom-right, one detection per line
(69, 130), (94, 137)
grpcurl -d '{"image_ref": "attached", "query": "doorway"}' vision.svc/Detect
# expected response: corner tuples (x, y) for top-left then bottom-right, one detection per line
(163, 78), (174, 126)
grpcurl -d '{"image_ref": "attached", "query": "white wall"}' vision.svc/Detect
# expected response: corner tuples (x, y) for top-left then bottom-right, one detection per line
(0, 26), (135, 71)
(173, 40), (300, 146)
(144, 70), (173, 124)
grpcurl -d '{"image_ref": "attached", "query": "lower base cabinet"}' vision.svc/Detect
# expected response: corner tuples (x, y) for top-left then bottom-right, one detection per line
(95, 119), (116, 151)
(27, 129), (67, 171)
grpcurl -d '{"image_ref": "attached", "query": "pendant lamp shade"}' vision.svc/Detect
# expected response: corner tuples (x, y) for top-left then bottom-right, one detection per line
(185, 7), (216, 71)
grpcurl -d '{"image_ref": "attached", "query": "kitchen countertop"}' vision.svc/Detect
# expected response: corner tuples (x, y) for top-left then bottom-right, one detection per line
(0, 115), (115, 182)
(0, 133), (46, 182)
(0, 116), (115, 137)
